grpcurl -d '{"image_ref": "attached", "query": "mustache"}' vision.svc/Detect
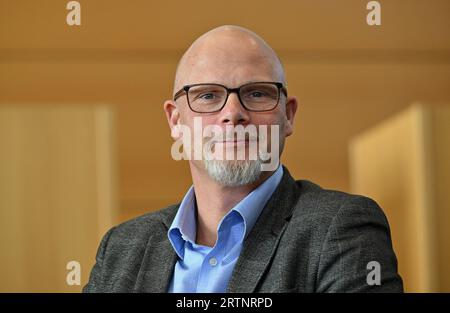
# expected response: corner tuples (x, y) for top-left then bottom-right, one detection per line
(204, 132), (262, 143)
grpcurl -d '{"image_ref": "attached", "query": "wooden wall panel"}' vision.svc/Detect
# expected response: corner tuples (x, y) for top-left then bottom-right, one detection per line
(349, 104), (450, 292)
(432, 108), (450, 291)
(0, 105), (118, 292)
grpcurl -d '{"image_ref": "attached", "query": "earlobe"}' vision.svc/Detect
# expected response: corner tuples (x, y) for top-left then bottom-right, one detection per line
(285, 121), (293, 137)
(284, 96), (298, 137)
(163, 100), (180, 136)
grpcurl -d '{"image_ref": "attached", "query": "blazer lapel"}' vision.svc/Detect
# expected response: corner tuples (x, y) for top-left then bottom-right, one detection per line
(227, 167), (301, 293)
(133, 205), (179, 292)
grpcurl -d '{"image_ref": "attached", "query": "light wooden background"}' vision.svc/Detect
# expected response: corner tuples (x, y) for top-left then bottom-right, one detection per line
(350, 104), (450, 292)
(0, 0), (449, 291)
(0, 105), (118, 292)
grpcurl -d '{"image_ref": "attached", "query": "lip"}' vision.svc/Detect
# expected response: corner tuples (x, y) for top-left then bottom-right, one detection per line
(216, 139), (257, 144)
(223, 140), (247, 143)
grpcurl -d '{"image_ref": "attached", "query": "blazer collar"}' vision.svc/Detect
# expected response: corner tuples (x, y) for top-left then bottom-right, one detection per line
(227, 166), (301, 292)
(133, 205), (179, 292)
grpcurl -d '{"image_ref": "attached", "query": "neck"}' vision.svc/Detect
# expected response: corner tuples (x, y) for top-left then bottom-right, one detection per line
(189, 162), (274, 247)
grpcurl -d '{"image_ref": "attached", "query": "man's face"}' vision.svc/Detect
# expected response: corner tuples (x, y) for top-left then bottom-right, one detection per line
(165, 29), (297, 185)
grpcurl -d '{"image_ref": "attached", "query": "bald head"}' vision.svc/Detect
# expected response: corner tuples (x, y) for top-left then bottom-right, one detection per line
(173, 25), (285, 95)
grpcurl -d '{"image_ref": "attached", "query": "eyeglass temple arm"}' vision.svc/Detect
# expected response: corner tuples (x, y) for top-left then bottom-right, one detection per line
(173, 89), (185, 101)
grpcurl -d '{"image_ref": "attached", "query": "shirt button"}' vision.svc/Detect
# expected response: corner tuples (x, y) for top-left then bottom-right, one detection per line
(209, 257), (218, 266)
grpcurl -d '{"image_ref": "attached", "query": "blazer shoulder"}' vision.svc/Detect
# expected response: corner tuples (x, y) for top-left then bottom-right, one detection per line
(293, 179), (387, 223)
(106, 204), (179, 244)
(83, 204), (179, 292)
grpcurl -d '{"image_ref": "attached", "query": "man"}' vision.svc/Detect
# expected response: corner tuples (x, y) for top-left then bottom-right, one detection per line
(83, 25), (403, 292)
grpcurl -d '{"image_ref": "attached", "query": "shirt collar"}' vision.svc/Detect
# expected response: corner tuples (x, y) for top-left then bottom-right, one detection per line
(168, 165), (284, 260)
(168, 186), (197, 259)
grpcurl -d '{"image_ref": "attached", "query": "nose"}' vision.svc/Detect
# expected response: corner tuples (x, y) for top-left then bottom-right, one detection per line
(219, 92), (250, 125)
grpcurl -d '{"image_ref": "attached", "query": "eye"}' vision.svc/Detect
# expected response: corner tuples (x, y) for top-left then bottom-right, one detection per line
(249, 91), (265, 98)
(199, 93), (216, 100)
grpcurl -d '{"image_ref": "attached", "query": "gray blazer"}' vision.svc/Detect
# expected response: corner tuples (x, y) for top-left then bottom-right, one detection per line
(83, 167), (403, 292)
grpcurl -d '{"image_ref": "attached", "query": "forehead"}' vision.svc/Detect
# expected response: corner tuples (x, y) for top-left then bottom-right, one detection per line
(176, 34), (280, 88)
(186, 56), (276, 87)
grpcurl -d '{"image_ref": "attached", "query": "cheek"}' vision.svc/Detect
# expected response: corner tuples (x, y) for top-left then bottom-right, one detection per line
(179, 110), (203, 126)
(252, 115), (286, 148)
(251, 112), (279, 125)
(180, 114), (219, 139)
(254, 113), (286, 134)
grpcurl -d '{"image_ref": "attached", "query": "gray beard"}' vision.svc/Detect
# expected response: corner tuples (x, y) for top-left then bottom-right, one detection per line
(203, 159), (262, 187)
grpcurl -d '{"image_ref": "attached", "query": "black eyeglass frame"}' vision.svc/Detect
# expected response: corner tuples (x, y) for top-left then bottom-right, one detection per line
(173, 81), (288, 113)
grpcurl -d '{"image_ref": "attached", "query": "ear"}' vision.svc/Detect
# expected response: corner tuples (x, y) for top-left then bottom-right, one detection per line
(284, 96), (298, 137)
(163, 99), (181, 139)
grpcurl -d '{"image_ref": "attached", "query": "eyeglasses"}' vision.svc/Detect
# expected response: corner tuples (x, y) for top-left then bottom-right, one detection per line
(173, 81), (287, 113)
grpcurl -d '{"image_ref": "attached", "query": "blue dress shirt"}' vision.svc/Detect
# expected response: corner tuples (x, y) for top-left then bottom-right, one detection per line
(167, 165), (283, 292)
